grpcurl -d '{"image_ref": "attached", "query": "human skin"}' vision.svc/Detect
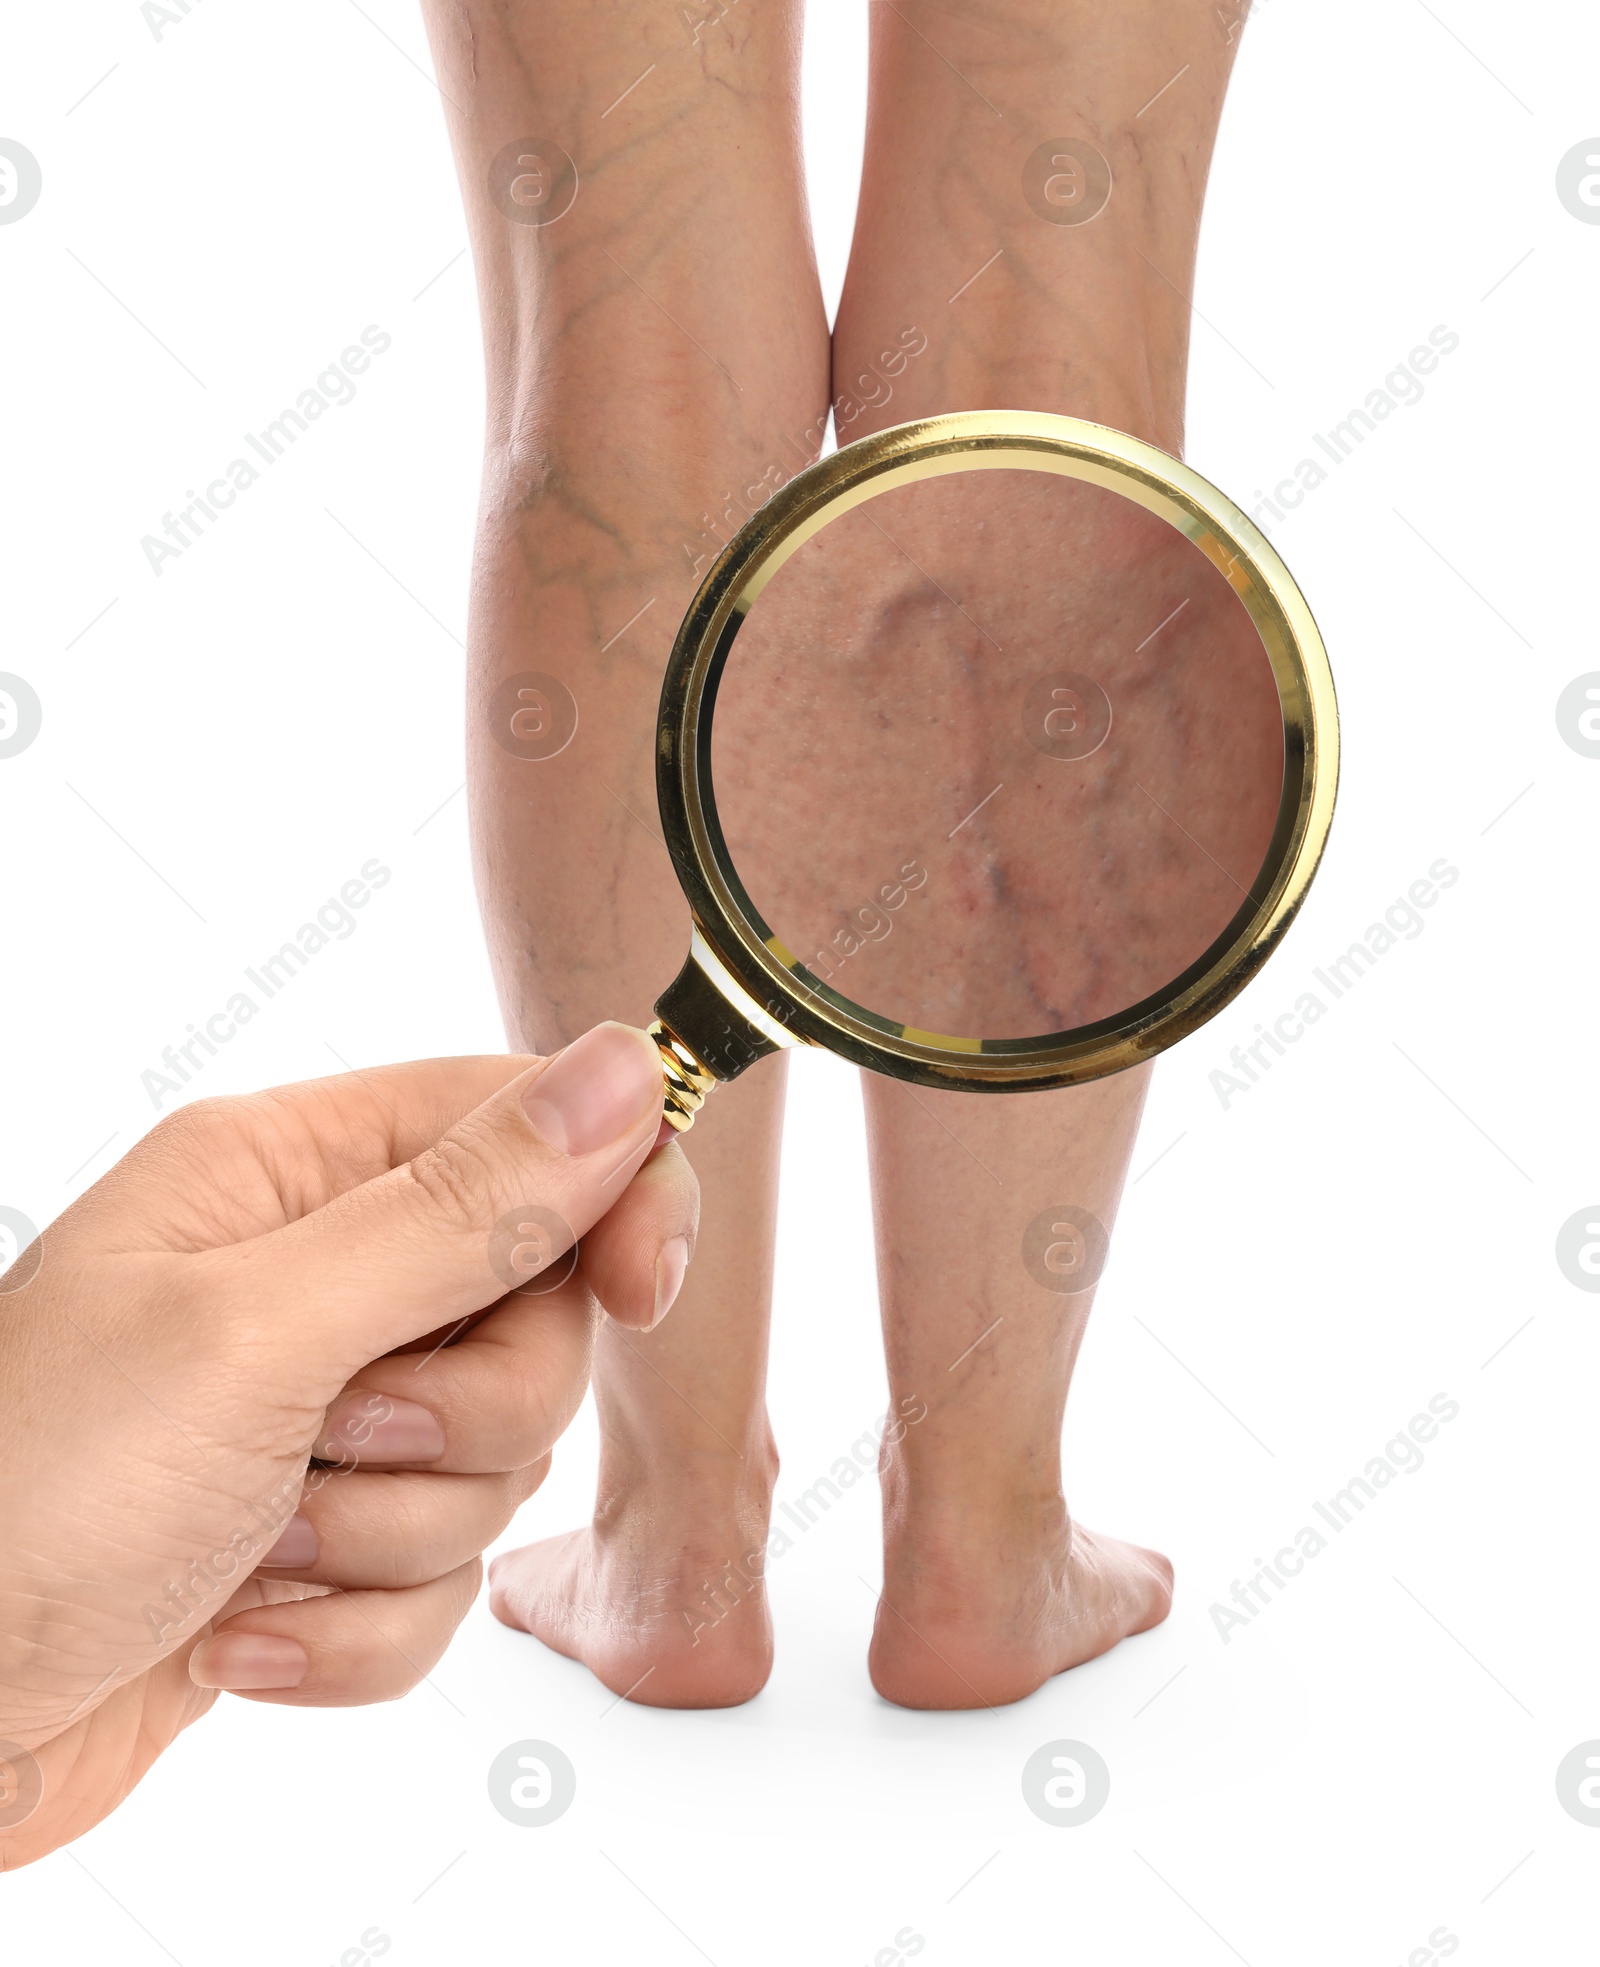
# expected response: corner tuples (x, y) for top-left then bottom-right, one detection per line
(0, 1023), (694, 1866)
(828, 0), (1260, 1705)
(418, 0), (826, 1708)
(424, 0), (1262, 1706)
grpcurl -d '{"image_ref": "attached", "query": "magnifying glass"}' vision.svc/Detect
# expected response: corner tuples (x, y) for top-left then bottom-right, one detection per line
(645, 411), (1338, 1131)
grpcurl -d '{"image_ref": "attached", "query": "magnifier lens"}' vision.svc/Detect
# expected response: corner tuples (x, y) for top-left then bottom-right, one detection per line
(707, 467), (1285, 1047)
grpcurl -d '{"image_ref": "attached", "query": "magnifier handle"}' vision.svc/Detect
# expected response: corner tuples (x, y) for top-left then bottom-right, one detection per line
(650, 1018), (719, 1134)
(649, 946), (789, 1133)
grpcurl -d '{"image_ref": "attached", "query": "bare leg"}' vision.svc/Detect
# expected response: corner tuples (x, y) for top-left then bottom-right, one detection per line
(420, 0), (830, 1704)
(830, 0), (1248, 1706)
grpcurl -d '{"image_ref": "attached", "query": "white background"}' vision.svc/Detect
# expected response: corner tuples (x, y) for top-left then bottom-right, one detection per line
(3, 0), (1598, 1960)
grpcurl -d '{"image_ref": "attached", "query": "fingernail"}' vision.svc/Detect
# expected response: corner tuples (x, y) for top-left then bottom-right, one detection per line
(522, 1022), (661, 1158)
(190, 1633), (309, 1691)
(260, 1512), (318, 1569)
(651, 1236), (691, 1328)
(317, 1394), (445, 1466)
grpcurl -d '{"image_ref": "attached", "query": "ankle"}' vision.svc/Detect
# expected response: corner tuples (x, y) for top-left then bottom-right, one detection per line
(883, 1463), (1068, 1547)
(595, 1428), (779, 1525)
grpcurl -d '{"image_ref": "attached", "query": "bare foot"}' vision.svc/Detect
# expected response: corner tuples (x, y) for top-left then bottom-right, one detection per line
(488, 1478), (777, 1709)
(868, 1496), (1173, 1710)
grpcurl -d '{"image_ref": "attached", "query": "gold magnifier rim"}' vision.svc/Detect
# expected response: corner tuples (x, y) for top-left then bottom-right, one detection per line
(656, 410), (1339, 1092)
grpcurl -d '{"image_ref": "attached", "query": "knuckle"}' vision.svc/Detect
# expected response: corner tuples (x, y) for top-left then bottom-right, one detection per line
(510, 1456), (552, 1506)
(363, 1495), (440, 1590)
(145, 1093), (236, 1157)
(356, 1654), (426, 1704)
(402, 1133), (492, 1231)
(448, 1556), (485, 1613)
(502, 1338), (590, 1459)
(500, 1365), (560, 1462)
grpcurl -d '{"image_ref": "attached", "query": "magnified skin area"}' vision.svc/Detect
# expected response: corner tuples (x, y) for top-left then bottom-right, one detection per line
(428, 0), (1259, 1710)
(713, 471), (1284, 1041)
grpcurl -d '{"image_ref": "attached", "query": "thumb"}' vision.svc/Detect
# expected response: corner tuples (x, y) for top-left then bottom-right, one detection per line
(220, 1023), (667, 1377)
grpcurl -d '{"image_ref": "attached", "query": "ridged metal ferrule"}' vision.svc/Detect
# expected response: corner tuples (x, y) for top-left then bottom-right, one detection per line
(649, 1018), (717, 1133)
